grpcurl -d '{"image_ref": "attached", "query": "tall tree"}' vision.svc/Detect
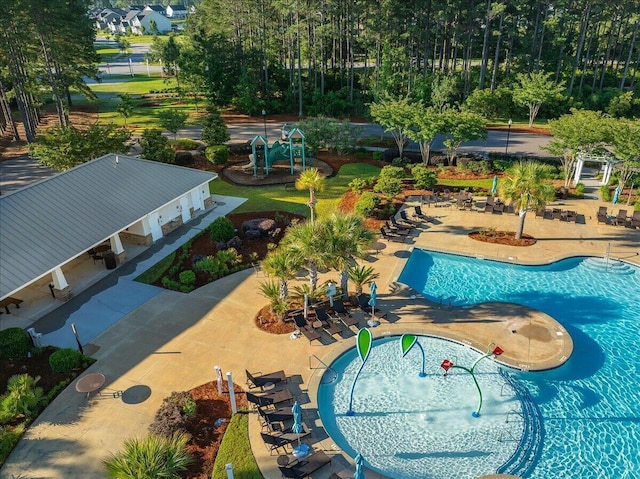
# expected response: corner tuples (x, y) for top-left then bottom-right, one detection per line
(512, 71), (565, 127)
(369, 97), (414, 159)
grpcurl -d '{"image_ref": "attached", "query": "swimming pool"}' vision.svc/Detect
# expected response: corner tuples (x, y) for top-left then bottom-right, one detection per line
(317, 335), (525, 479)
(395, 250), (640, 478)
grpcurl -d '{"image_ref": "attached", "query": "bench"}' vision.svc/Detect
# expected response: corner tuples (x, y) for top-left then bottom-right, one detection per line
(0, 297), (24, 314)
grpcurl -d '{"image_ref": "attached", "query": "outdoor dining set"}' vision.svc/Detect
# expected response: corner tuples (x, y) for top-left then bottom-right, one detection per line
(535, 207), (579, 222)
(597, 207), (640, 228)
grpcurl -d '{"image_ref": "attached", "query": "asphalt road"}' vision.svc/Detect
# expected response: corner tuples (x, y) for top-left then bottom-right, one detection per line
(87, 41), (163, 84)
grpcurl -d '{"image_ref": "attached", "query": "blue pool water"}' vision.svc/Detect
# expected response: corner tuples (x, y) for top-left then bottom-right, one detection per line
(395, 250), (640, 478)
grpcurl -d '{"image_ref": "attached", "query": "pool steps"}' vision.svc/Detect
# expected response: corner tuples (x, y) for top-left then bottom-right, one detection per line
(497, 370), (544, 477)
(582, 257), (634, 275)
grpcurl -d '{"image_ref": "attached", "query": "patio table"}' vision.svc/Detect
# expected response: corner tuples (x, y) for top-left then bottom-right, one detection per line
(75, 373), (105, 399)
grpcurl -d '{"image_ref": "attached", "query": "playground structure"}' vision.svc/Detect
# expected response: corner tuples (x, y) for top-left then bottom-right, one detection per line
(244, 127), (310, 177)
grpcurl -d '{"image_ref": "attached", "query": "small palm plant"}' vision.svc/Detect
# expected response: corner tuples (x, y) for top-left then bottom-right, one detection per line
(348, 265), (380, 296)
(295, 167), (326, 225)
(258, 279), (288, 321)
(0, 374), (44, 422)
(103, 432), (193, 479)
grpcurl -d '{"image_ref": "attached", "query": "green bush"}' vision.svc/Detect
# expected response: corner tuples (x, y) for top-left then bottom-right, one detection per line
(378, 165), (406, 179)
(140, 128), (175, 164)
(372, 151), (383, 161)
(205, 145), (229, 165)
(0, 328), (32, 360)
(161, 277), (181, 291)
(374, 175), (402, 199)
(208, 216), (235, 243)
(0, 423), (25, 464)
(178, 270), (196, 286)
(0, 374), (44, 422)
(354, 192), (381, 217)
(411, 164), (438, 190)
(49, 348), (85, 374)
(349, 178), (368, 194)
(574, 183), (585, 197)
(466, 160), (491, 175)
(492, 158), (512, 172)
(173, 138), (200, 150)
(201, 108), (230, 146)
(103, 432), (193, 479)
(600, 185), (612, 201)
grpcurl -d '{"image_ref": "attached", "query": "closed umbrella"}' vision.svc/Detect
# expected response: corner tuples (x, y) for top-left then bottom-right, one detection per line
(354, 453), (365, 479)
(303, 293), (308, 320)
(292, 401), (303, 433)
(367, 282), (377, 319)
(612, 186), (621, 204)
(491, 176), (498, 195)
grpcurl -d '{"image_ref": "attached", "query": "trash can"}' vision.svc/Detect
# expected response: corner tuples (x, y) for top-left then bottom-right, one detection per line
(104, 252), (117, 270)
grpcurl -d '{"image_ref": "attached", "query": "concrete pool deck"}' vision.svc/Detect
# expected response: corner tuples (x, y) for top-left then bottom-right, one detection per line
(1, 194), (639, 479)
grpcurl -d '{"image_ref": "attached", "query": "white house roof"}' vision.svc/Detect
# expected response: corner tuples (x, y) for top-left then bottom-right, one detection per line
(0, 154), (217, 299)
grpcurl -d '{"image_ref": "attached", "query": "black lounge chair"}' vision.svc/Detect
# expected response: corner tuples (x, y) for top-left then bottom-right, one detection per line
(413, 205), (435, 222)
(247, 389), (294, 409)
(293, 314), (322, 344)
(279, 450), (332, 479)
(399, 210), (420, 226)
(260, 423), (311, 454)
(356, 294), (388, 319)
(597, 206), (609, 224)
(615, 209), (628, 226)
(389, 216), (412, 233)
(314, 308), (342, 337)
(380, 227), (406, 243)
(385, 221), (410, 236)
(332, 300), (359, 328)
(258, 404), (294, 424)
(246, 369), (288, 389)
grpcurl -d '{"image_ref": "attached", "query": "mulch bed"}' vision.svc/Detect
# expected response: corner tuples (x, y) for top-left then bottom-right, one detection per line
(0, 347), (77, 394)
(469, 231), (536, 246)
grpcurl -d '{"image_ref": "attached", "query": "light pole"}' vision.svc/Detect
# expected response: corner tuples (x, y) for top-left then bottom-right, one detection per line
(261, 109), (267, 142)
(505, 118), (512, 156)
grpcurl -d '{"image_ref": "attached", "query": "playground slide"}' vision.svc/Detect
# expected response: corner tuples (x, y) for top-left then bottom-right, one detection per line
(241, 154), (255, 170)
(267, 142), (290, 166)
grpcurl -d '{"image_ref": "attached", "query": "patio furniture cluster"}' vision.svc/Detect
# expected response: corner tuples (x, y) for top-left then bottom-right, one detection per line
(379, 207), (435, 244)
(289, 299), (362, 344)
(536, 207), (578, 222)
(597, 207), (640, 228)
(245, 370), (335, 479)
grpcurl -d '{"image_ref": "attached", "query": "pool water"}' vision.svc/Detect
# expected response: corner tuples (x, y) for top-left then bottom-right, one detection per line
(317, 336), (524, 479)
(396, 250), (640, 478)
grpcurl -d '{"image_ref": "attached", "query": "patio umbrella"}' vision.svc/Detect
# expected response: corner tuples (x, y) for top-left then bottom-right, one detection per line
(491, 175), (498, 195)
(367, 282), (377, 319)
(303, 293), (308, 320)
(292, 401), (303, 434)
(612, 186), (621, 204)
(354, 453), (365, 479)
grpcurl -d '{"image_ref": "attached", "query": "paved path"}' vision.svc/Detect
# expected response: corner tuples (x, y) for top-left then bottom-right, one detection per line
(2, 191), (638, 479)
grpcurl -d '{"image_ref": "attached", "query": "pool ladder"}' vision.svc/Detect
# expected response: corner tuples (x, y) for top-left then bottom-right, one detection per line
(496, 370), (544, 477)
(309, 354), (338, 384)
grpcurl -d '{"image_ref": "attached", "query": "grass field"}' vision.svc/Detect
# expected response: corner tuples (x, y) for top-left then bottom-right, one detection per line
(436, 178), (493, 190)
(209, 162), (381, 216)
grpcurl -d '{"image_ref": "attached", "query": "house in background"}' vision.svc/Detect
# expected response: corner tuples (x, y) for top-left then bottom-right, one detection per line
(138, 10), (172, 34)
(166, 4), (188, 19)
(143, 4), (166, 15)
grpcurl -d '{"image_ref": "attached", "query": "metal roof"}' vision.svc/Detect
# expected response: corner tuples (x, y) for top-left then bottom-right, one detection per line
(0, 154), (217, 299)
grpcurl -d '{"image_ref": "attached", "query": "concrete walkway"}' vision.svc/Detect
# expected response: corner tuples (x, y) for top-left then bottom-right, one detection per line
(1, 194), (639, 479)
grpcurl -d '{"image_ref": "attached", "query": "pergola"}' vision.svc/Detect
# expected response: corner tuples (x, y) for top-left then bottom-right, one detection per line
(572, 152), (619, 186)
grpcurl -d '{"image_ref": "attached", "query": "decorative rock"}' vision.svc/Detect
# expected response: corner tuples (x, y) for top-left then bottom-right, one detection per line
(241, 218), (276, 235)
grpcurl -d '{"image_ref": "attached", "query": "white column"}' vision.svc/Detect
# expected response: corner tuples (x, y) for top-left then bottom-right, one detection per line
(573, 156), (584, 185)
(602, 162), (613, 185)
(226, 372), (237, 414)
(109, 233), (125, 254)
(51, 267), (69, 289)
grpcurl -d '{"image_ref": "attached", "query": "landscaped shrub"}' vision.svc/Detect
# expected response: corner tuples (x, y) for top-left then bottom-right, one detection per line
(466, 160), (491, 175)
(209, 217), (235, 243)
(574, 183), (585, 197)
(173, 138), (200, 150)
(149, 392), (196, 438)
(178, 270), (195, 286)
(348, 178), (368, 194)
(0, 328), (32, 361)
(161, 277), (181, 291)
(103, 432), (193, 479)
(411, 164), (438, 190)
(600, 185), (612, 201)
(374, 175), (402, 199)
(378, 165), (406, 180)
(372, 151), (383, 161)
(0, 374), (44, 423)
(354, 192), (381, 217)
(0, 423), (25, 464)
(492, 158), (512, 172)
(205, 145), (229, 165)
(49, 348), (85, 374)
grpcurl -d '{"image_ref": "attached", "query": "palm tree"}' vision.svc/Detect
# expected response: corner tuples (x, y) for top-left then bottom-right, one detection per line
(499, 161), (556, 239)
(281, 221), (330, 292)
(348, 265), (380, 296)
(295, 167), (326, 225)
(262, 248), (299, 300)
(321, 213), (375, 297)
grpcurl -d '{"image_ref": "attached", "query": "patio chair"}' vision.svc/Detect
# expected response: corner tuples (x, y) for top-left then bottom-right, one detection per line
(356, 294), (388, 319)
(615, 209), (628, 226)
(535, 207), (546, 219)
(630, 210), (640, 228)
(492, 201), (505, 213)
(261, 423), (311, 455)
(332, 300), (359, 329)
(413, 205), (435, 222)
(246, 389), (294, 409)
(257, 405), (294, 430)
(278, 450), (332, 479)
(597, 206), (609, 224)
(566, 210), (577, 223)
(313, 308), (342, 337)
(380, 228), (406, 243)
(385, 221), (411, 235)
(552, 208), (562, 220)
(399, 210), (421, 226)
(389, 216), (412, 233)
(293, 314), (322, 344)
(246, 369), (288, 389)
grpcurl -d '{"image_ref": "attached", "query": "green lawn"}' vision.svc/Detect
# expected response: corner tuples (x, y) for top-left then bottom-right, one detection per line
(95, 47), (121, 61)
(90, 75), (177, 95)
(209, 162), (381, 216)
(437, 177), (493, 190)
(211, 412), (262, 479)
